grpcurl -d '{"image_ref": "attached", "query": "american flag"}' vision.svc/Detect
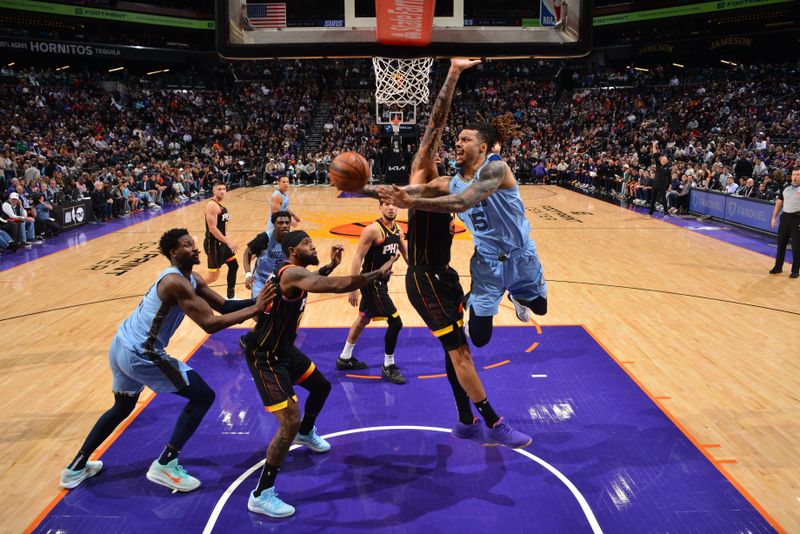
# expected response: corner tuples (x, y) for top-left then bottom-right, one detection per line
(246, 3), (287, 28)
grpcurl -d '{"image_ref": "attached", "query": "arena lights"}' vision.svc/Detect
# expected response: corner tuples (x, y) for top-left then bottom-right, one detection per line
(672, 63), (685, 68)
(720, 60), (738, 67)
(6, 62), (14, 67)
(108, 66), (125, 73)
(146, 68), (170, 76)
(55, 65), (70, 71)
(634, 67), (649, 73)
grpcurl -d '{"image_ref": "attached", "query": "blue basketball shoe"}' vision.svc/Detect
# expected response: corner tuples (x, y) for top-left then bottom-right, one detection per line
(248, 487), (295, 518)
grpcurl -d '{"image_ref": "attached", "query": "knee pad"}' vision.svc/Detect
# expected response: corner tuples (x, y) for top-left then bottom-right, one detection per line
(302, 368), (332, 395)
(523, 296), (548, 316)
(111, 393), (139, 421)
(387, 314), (403, 333)
(182, 371), (216, 408)
(467, 310), (493, 347)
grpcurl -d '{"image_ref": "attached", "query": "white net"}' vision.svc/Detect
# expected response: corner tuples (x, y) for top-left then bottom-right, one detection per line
(372, 57), (434, 108)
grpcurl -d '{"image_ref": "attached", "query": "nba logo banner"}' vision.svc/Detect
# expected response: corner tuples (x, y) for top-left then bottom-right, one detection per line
(540, 0), (563, 27)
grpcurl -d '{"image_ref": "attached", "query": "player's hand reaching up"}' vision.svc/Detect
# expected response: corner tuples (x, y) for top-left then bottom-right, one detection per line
(329, 245), (344, 268)
(255, 280), (277, 314)
(378, 253), (400, 280)
(379, 185), (413, 209)
(450, 58), (481, 72)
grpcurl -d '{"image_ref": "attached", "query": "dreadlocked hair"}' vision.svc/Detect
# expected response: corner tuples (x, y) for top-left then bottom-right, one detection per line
(465, 112), (519, 150)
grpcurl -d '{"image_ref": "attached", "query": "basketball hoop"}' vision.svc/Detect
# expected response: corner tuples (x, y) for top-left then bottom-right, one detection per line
(392, 71), (405, 90)
(390, 116), (402, 136)
(372, 57), (433, 125)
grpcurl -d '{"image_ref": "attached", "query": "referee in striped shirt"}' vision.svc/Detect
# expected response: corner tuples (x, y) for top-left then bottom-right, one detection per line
(770, 167), (800, 278)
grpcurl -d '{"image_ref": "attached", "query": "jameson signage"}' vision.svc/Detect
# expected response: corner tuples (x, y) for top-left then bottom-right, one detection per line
(0, 36), (206, 60)
(709, 36), (754, 49)
(0, 0), (214, 30)
(631, 34), (775, 55)
(593, 0), (794, 26)
(637, 43), (675, 56)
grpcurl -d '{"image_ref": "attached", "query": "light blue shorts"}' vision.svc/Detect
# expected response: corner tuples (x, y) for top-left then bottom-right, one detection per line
(109, 335), (192, 395)
(251, 277), (266, 300)
(467, 243), (547, 317)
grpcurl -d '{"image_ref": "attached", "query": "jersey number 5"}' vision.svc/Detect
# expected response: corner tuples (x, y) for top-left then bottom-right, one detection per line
(469, 211), (489, 231)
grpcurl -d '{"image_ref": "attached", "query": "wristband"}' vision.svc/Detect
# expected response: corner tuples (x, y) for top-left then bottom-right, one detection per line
(245, 272), (252, 279)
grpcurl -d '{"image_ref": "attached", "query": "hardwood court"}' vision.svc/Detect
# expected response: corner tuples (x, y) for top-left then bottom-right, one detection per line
(1, 185), (798, 533)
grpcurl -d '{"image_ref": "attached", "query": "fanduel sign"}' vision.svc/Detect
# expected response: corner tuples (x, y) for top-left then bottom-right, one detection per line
(689, 190), (778, 233)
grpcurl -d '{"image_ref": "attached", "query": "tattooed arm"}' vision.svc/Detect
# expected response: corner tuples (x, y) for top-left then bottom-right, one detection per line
(385, 161), (508, 212)
(402, 176), (451, 197)
(410, 59), (481, 185)
(359, 185), (383, 199)
(362, 177), (450, 200)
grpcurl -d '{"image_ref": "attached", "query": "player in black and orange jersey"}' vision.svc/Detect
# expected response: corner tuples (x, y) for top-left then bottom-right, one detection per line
(243, 230), (397, 518)
(362, 59), (531, 450)
(337, 199), (408, 384)
(203, 180), (239, 298)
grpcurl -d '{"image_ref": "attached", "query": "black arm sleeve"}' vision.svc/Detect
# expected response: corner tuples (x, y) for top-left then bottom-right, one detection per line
(221, 298), (256, 314)
(247, 232), (270, 256)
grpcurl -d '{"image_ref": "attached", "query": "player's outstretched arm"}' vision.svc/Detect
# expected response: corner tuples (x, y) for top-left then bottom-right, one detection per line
(410, 59), (480, 185)
(362, 179), (450, 202)
(316, 244), (344, 276)
(381, 160), (508, 213)
(163, 274), (273, 333)
(282, 254), (398, 294)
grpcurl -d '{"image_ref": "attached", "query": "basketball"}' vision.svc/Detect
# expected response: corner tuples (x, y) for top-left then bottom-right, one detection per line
(329, 152), (370, 192)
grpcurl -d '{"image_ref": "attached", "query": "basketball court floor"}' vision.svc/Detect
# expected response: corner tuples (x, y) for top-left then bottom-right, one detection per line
(1, 184), (797, 533)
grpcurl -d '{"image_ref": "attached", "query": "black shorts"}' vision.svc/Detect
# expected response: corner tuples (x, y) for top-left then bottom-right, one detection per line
(358, 280), (398, 321)
(406, 265), (464, 337)
(204, 236), (234, 270)
(246, 345), (316, 412)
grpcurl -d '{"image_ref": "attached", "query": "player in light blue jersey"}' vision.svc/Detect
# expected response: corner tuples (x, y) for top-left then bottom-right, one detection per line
(60, 228), (274, 493)
(381, 112), (547, 347)
(239, 210), (291, 349)
(267, 176), (300, 235)
(245, 211), (292, 299)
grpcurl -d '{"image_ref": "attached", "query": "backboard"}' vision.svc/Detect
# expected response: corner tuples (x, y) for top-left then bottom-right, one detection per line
(217, 0), (592, 59)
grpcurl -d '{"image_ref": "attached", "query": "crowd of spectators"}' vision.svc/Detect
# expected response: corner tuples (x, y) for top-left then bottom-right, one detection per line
(2, 58), (798, 253)
(550, 62), (799, 213)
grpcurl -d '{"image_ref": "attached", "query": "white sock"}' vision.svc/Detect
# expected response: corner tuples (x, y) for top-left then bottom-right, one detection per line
(384, 353), (395, 367)
(340, 342), (355, 360)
